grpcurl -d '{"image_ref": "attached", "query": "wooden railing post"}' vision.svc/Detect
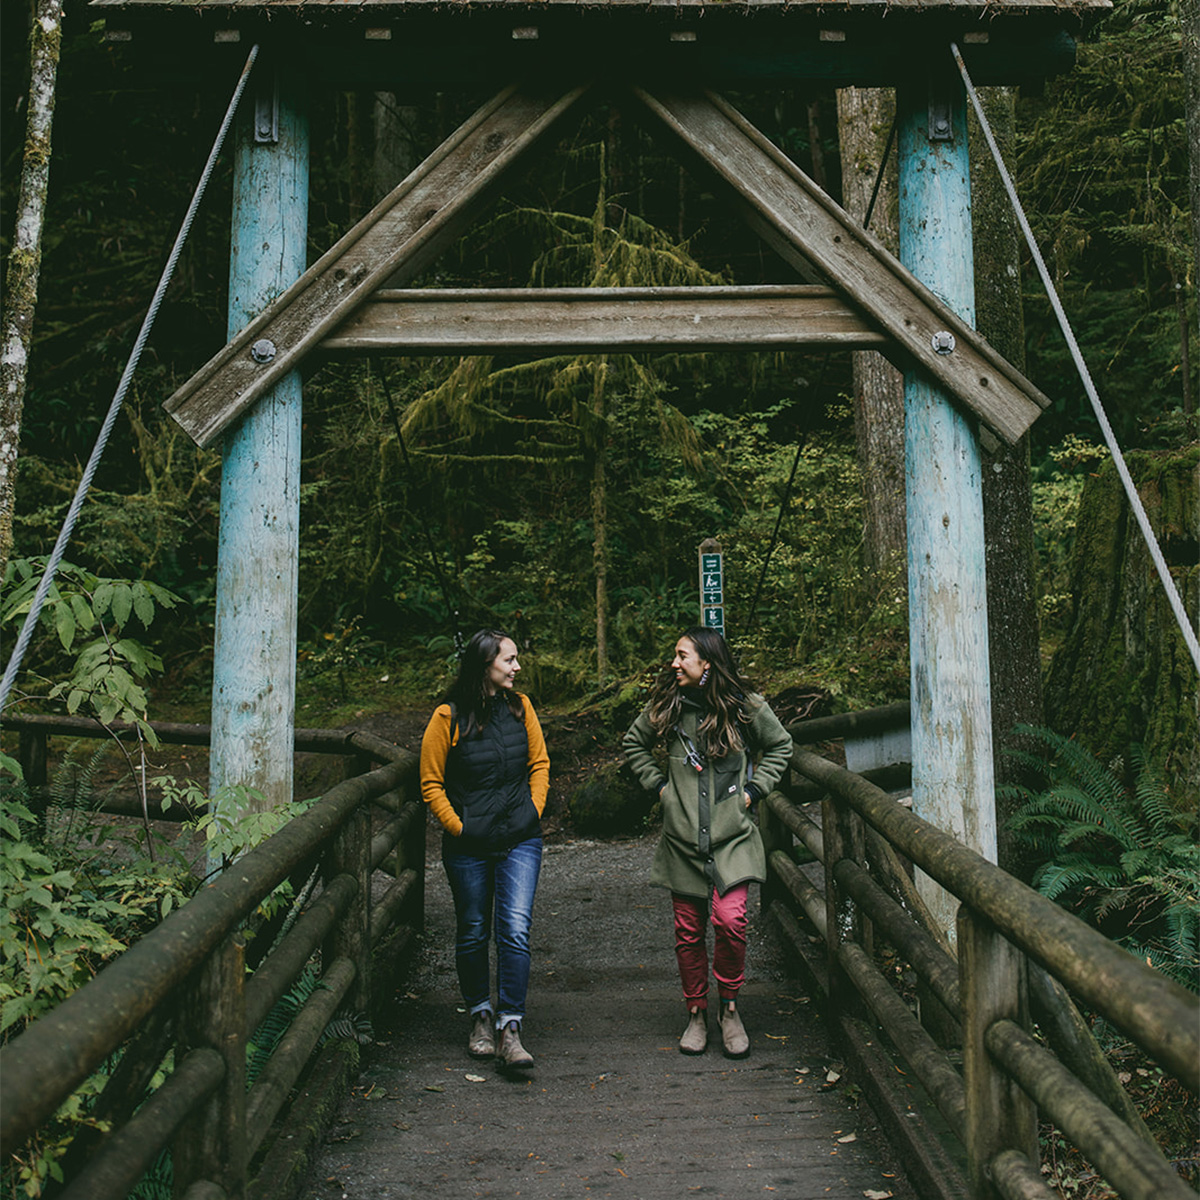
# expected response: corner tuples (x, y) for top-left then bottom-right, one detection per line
(17, 727), (48, 789)
(324, 804), (371, 1012)
(822, 794), (867, 1017)
(958, 905), (1036, 1198)
(401, 793), (425, 933)
(758, 788), (789, 915)
(173, 935), (247, 1200)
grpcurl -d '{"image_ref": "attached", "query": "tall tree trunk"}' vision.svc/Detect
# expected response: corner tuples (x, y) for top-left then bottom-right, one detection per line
(372, 93), (417, 202)
(969, 87), (1046, 872)
(835, 87), (907, 587)
(1182, 0), (1199, 437)
(591, 361), (609, 680)
(806, 98), (828, 192)
(1045, 449), (1199, 797)
(0, 0), (63, 580)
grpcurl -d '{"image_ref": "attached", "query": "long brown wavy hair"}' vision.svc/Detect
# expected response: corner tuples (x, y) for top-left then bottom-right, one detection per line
(446, 629), (524, 737)
(644, 627), (753, 758)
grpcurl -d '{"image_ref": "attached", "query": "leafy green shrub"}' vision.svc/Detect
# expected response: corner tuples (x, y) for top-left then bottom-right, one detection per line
(2, 558), (181, 745)
(1030, 436), (1107, 646)
(0, 751), (196, 1197)
(0, 755), (196, 1039)
(1002, 726), (1199, 991)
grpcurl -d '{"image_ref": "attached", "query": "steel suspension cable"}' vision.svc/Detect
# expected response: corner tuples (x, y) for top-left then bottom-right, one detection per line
(0, 46), (261, 715)
(950, 42), (1200, 676)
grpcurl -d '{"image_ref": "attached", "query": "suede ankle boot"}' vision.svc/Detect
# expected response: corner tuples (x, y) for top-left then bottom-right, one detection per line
(468, 1010), (495, 1059)
(497, 1020), (534, 1070)
(719, 1002), (749, 1058)
(679, 1006), (708, 1055)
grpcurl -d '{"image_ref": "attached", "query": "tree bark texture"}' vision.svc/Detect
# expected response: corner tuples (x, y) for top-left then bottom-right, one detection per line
(591, 360), (610, 680)
(968, 87), (1046, 871)
(1184, 0), (1200, 344)
(1044, 447), (1199, 798)
(835, 86), (907, 588)
(1183, 0), (1199, 436)
(372, 93), (418, 203)
(0, 0), (62, 580)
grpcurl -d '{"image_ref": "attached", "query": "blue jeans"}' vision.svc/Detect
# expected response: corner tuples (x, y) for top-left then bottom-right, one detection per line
(442, 836), (542, 1025)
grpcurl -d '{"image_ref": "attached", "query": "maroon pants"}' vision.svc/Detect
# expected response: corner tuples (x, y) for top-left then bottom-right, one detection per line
(671, 884), (749, 1010)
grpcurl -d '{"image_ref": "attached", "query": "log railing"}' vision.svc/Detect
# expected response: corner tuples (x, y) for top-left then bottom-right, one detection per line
(761, 740), (1199, 1200)
(0, 718), (423, 1200)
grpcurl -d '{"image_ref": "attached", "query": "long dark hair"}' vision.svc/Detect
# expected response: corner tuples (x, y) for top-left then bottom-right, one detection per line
(645, 626), (753, 758)
(446, 628), (523, 737)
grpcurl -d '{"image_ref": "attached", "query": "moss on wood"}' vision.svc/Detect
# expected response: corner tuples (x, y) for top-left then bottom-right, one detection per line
(1044, 447), (1199, 797)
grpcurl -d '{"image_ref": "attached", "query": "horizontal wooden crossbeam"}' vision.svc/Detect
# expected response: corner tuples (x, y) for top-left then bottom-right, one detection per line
(319, 286), (888, 355)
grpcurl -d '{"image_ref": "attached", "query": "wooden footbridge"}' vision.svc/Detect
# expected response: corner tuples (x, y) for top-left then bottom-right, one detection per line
(8, 0), (1197, 1193)
(2, 709), (1195, 1200)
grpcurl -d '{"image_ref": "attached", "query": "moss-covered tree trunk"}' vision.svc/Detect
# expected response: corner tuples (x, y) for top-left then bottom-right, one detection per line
(835, 86), (907, 587)
(1045, 447), (1199, 798)
(1184, 0), (1199, 437)
(970, 87), (1047, 869)
(0, 0), (62, 580)
(591, 360), (610, 681)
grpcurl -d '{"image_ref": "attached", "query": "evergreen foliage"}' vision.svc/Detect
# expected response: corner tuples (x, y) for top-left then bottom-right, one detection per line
(1017, 0), (1195, 451)
(1003, 725), (1199, 991)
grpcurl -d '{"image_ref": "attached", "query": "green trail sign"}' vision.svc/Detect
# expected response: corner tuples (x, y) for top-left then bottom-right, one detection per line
(699, 543), (724, 636)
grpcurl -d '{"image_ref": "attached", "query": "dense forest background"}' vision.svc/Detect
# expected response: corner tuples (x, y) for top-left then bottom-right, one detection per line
(1, 0), (1195, 759)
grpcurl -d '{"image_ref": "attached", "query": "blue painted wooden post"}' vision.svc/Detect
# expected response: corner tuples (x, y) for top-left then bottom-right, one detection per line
(210, 72), (309, 821)
(897, 77), (996, 937)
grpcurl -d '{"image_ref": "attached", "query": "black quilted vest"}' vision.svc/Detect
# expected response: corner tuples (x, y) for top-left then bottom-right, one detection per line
(444, 696), (540, 853)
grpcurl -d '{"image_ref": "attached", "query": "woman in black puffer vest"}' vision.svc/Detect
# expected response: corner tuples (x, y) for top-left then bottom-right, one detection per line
(420, 629), (550, 1071)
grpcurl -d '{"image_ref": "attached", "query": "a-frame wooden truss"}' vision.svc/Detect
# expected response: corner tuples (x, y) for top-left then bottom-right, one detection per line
(164, 81), (1047, 448)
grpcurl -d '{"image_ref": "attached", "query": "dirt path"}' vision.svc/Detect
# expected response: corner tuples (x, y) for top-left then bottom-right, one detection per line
(299, 834), (912, 1200)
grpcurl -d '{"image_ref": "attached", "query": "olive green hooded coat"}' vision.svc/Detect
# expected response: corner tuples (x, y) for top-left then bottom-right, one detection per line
(622, 690), (794, 898)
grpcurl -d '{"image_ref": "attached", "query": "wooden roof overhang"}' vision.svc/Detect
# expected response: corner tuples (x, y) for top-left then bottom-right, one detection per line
(90, 0), (1111, 90)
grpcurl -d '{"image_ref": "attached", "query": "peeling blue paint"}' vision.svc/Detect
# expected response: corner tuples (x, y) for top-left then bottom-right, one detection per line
(898, 80), (996, 928)
(211, 78), (310, 820)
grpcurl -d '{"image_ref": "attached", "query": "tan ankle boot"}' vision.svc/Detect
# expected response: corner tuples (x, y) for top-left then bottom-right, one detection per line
(719, 1002), (749, 1058)
(497, 1020), (534, 1070)
(468, 1010), (495, 1059)
(679, 1006), (708, 1055)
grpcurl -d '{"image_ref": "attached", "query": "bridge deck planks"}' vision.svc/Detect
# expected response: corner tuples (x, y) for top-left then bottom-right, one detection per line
(299, 835), (914, 1199)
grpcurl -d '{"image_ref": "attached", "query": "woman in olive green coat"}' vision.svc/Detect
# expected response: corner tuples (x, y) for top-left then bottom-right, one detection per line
(622, 627), (793, 1058)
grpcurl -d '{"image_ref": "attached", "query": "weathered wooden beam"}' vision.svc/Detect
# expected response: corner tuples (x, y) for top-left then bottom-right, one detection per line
(986, 1019), (1196, 1200)
(164, 82), (592, 447)
(630, 86), (1049, 445)
(319, 285), (888, 354)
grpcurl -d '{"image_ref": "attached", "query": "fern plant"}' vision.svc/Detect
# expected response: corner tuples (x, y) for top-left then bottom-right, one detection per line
(1002, 726), (1199, 991)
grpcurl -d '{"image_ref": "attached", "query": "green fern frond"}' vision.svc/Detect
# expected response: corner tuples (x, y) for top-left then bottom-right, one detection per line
(1006, 727), (1198, 991)
(319, 1010), (374, 1046)
(1034, 859), (1125, 901)
(246, 963), (323, 1085)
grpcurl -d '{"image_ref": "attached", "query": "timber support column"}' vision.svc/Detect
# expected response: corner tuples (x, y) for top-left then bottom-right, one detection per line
(211, 67), (309, 820)
(897, 72), (996, 939)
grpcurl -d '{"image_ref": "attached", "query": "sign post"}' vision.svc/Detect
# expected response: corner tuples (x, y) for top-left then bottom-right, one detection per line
(699, 538), (724, 637)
